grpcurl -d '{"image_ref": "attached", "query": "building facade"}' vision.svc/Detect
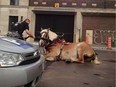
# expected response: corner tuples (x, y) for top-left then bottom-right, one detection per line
(0, 0), (116, 44)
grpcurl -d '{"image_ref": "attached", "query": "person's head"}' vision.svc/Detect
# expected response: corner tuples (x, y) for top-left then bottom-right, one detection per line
(24, 18), (30, 24)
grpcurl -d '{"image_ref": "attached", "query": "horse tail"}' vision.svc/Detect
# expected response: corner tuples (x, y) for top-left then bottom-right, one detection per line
(91, 50), (101, 64)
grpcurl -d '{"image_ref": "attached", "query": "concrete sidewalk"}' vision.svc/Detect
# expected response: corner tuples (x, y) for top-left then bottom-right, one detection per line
(91, 44), (116, 51)
(31, 42), (116, 51)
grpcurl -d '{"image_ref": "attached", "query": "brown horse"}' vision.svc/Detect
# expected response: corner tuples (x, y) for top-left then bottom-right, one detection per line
(39, 28), (101, 64)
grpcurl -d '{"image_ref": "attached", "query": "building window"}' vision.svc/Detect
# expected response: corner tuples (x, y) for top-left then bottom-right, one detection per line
(10, 0), (19, 5)
(9, 16), (18, 31)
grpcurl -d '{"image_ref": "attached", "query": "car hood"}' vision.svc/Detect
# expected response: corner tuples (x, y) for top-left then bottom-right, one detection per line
(0, 36), (38, 53)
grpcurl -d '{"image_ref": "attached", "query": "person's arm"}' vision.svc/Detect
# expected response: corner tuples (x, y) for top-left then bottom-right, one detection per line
(25, 29), (35, 38)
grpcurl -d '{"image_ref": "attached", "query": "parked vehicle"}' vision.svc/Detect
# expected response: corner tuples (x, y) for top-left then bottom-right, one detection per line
(0, 35), (45, 87)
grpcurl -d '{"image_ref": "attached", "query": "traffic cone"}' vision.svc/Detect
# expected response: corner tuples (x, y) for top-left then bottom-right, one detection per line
(107, 37), (112, 49)
(85, 36), (88, 44)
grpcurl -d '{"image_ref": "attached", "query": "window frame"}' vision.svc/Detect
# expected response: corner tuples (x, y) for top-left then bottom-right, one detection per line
(10, 0), (19, 6)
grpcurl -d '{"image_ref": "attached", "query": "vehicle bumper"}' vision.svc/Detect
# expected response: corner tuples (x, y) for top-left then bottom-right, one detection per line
(0, 55), (45, 87)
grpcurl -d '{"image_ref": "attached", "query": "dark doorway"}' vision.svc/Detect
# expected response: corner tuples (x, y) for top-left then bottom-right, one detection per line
(35, 11), (75, 42)
(8, 16), (18, 31)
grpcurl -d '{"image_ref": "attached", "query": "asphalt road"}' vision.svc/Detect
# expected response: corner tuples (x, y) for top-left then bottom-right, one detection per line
(37, 50), (115, 87)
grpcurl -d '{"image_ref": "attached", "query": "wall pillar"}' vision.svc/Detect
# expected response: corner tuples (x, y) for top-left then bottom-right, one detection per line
(74, 11), (82, 42)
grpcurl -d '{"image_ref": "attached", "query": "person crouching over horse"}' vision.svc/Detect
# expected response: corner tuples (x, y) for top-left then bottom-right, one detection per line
(7, 18), (35, 40)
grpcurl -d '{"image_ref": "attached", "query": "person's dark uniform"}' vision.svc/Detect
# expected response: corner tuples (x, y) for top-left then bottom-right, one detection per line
(11, 21), (29, 40)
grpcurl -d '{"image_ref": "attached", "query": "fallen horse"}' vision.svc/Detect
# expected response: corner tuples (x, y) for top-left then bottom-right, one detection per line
(39, 28), (101, 64)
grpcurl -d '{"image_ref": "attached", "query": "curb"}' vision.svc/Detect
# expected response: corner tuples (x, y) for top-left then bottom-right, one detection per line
(92, 47), (116, 51)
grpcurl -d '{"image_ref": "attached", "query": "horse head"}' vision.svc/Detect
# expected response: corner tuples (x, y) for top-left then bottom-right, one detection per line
(39, 28), (58, 47)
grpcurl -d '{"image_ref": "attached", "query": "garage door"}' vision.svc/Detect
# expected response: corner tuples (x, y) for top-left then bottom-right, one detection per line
(35, 11), (75, 42)
(82, 13), (115, 45)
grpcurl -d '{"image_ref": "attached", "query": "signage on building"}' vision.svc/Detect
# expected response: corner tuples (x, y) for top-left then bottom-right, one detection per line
(54, 3), (59, 8)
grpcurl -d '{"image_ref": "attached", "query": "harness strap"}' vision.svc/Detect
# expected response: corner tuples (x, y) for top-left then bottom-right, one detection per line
(46, 38), (60, 51)
(56, 44), (64, 61)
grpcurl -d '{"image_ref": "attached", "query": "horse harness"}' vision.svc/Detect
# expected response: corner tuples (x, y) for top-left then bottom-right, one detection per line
(40, 29), (50, 41)
(40, 29), (52, 47)
(40, 29), (67, 61)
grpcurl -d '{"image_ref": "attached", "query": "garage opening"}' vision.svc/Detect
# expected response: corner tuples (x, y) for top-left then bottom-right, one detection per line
(34, 11), (75, 42)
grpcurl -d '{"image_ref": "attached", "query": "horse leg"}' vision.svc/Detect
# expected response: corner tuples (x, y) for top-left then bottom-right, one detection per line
(77, 50), (84, 63)
(79, 54), (84, 63)
(45, 52), (56, 61)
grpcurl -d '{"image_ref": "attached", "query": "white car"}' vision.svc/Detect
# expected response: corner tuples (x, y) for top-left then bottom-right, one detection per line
(0, 36), (45, 87)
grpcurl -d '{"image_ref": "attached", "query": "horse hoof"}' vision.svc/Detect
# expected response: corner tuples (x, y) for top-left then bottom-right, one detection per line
(46, 57), (55, 61)
(77, 60), (84, 64)
(80, 61), (84, 64)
